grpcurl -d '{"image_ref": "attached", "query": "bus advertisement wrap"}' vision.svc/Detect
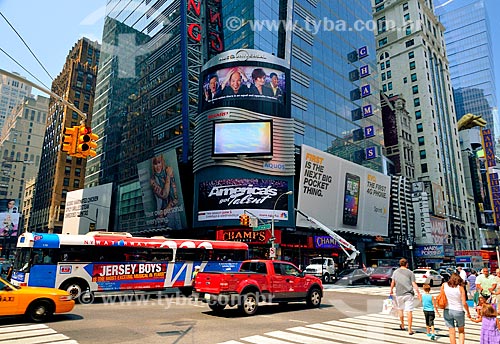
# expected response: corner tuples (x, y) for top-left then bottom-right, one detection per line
(12, 232), (247, 296)
(297, 145), (390, 236)
(137, 149), (187, 230)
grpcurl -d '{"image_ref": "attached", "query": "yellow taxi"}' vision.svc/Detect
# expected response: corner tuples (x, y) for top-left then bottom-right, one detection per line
(0, 276), (75, 322)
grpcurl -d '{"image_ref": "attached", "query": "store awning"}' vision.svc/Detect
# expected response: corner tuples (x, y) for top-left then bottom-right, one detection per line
(367, 243), (397, 248)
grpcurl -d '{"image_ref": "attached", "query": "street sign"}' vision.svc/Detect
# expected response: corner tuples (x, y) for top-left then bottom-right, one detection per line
(269, 247), (276, 258)
(253, 224), (271, 231)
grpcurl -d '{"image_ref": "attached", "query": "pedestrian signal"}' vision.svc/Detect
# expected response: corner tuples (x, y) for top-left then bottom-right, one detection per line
(62, 126), (79, 155)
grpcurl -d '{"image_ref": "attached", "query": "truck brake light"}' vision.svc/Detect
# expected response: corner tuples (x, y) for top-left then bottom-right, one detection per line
(220, 282), (229, 290)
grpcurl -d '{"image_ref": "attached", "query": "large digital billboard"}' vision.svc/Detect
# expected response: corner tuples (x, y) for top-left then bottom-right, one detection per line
(297, 145), (390, 236)
(212, 120), (273, 158)
(62, 183), (113, 235)
(200, 49), (290, 117)
(137, 149), (187, 230)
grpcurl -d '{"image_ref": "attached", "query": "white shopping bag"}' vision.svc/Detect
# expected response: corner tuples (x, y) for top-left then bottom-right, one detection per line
(382, 297), (394, 314)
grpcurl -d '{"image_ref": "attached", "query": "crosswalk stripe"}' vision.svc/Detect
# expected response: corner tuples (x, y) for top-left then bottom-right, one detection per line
(1, 333), (70, 344)
(0, 324), (78, 344)
(217, 308), (482, 344)
(0, 324), (48, 334)
(0, 328), (57, 341)
(239, 335), (296, 344)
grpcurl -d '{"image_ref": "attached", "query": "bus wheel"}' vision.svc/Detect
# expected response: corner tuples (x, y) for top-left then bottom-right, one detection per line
(26, 300), (54, 322)
(61, 279), (88, 301)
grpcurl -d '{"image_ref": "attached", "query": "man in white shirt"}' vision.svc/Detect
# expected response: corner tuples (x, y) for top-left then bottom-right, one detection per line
(457, 266), (468, 300)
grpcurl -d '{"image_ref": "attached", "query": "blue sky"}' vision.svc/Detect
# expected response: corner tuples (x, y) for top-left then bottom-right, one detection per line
(0, 0), (499, 105)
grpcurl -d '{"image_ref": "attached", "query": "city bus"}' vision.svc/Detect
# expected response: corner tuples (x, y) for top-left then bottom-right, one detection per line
(11, 232), (248, 299)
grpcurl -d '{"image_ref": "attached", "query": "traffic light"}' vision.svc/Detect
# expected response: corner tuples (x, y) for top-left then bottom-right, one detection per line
(62, 126), (79, 155)
(239, 214), (250, 226)
(86, 128), (99, 158)
(76, 126), (98, 158)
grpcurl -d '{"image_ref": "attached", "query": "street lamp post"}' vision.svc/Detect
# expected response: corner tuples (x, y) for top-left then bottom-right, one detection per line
(271, 190), (293, 260)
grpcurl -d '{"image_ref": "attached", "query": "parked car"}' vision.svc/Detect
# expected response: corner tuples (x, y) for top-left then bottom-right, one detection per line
(334, 268), (370, 286)
(413, 268), (443, 286)
(369, 266), (397, 285)
(0, 276), (75, 322)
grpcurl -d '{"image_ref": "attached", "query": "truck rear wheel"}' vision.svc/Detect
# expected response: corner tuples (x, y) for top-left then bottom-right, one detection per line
(306, 287), (322, 308)
(239, 292), (258, 316)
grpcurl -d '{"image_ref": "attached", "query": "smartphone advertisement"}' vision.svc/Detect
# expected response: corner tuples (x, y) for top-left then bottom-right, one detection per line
(297, 145), (390, 236)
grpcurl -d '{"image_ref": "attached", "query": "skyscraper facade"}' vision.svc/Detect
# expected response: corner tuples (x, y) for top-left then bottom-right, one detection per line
(223, 0), (385, 172)
(0, 95), (48, 202)
(373, 0), (479, 250)
(435, 0), (497, 133)
(85, 0), (208, 234)
(29, 38), (100, 233)
(0, 73), (32, 131)
(435, 0), (498, 248)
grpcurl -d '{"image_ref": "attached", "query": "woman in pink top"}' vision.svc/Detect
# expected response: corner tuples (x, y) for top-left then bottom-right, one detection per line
(442, 273), (471, 344)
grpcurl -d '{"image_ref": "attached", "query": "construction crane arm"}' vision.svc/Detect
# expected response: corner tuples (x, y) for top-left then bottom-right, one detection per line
(296, 209), (360, 262)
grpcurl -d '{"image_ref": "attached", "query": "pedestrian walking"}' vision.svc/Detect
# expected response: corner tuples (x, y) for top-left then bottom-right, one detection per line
(418, 284), (440, 340)
(470, 304), (500, 343)
(467, 270), (477, 302)
(476, 268), (497, 303)
(442, 272), (471, 344)
(390, 258), (421, 335)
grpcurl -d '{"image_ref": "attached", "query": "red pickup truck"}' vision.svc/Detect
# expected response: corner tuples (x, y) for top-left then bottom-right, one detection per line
(192, 259), (323, 316)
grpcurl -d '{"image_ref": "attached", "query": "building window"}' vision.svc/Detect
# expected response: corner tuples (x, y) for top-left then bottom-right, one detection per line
(376, 4), (384, 12)
(63, 178), (70, 186)
(418, 137), (425, 146)
(377, 17), (386, 33)
(378, 37), (388, 47)
(403, 2), (409, 11)
(381, 73), (386, 81)
(375, 0), (384, 4)
(383, 84), (387, 92)
(406, 26), (412, 35)
(404, 13), (410, 21)
(73, 179), (80, 188)
(405, 39), (414, 47)
(408, 51), (415, 59)
(412, 85), (419, 94)
(65, 167), (71, 175)
(75, 168), (81, 177)
(74, 91), (80, 99)
(380, 63), (385, 70)
(385, 60), (391, 68)
(417, 123), (423, 132)
(403, 77), (408, 84)
(420, 150), (426, 159)
(387, 70), (392, 79)
(421, 163), (428, 173)
(414, 98), (420, 106)
(388, 82), (393, 90)
(409, 61), (416, 70)
(415, 110), (422, 119)
(411, 73), (417, 82)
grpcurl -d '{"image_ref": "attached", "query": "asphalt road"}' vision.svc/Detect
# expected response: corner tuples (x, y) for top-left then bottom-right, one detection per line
(1, 286), (389, 344)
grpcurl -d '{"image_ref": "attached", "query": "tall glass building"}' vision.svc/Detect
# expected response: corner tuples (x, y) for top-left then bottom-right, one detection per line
(223, 0), (385, 173)
(86, 0), (202, 233)
(435, 0), (498, 137)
